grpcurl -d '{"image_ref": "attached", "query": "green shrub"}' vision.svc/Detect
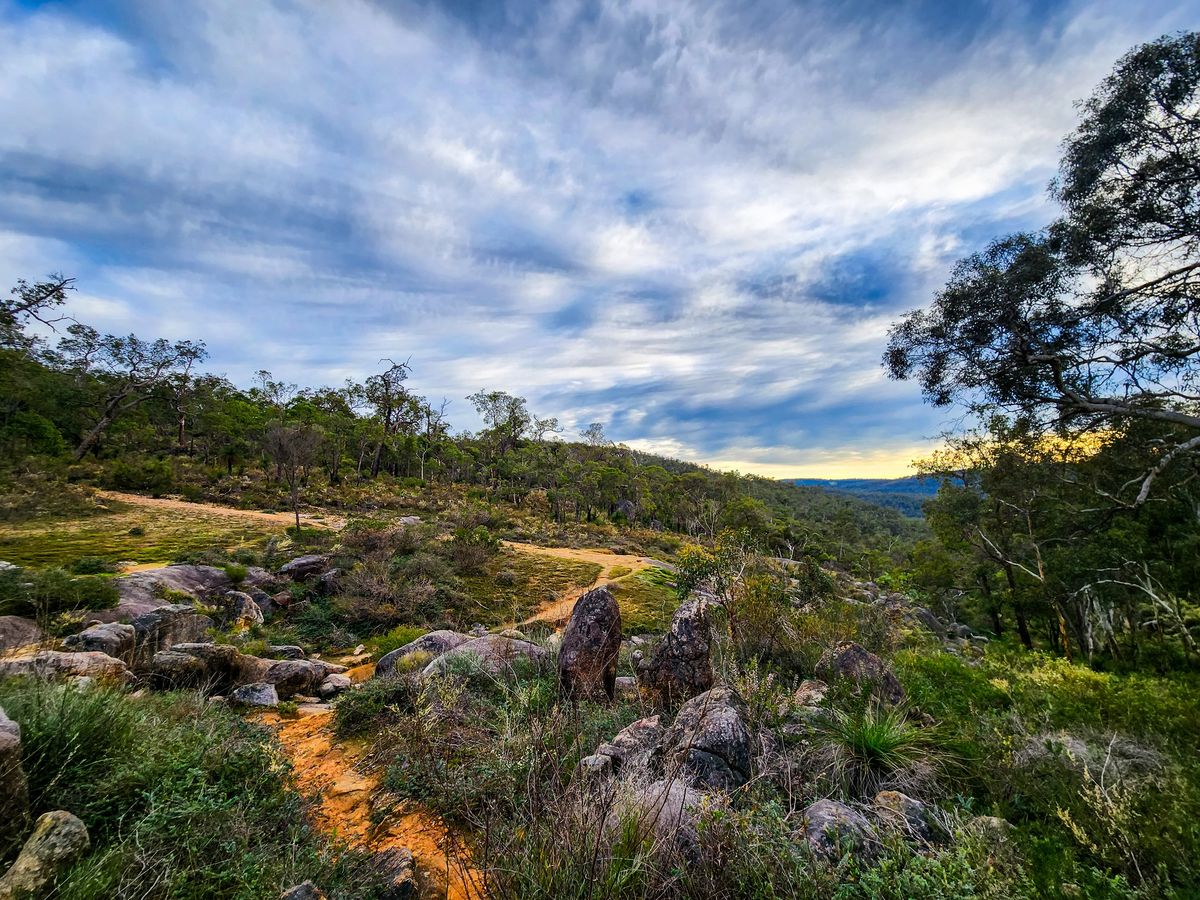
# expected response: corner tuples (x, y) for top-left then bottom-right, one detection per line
(0, 679), (378, 897)
(0, 567), (119, 619)
(333, 672), (421, 736)
(102, 457), (174, 495)
(68, 556), (117, 575)
(223, 562), (248, 586)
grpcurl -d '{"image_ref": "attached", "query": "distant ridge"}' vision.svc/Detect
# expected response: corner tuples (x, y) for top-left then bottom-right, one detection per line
(787, 476), (943, 517)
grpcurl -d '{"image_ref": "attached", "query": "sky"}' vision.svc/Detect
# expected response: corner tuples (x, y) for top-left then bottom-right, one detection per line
(1, 0), (1195, 478)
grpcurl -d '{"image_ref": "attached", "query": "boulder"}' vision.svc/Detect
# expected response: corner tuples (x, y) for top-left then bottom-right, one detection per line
(230, 682), (279, 708)
(635, 596), (713, 704)
(794, 679), (828, 706)
(0, 706), (29, 858)
(278, 555), (328, 582)
(264, 659), (347, 698)
(0, 617), (43, 653)
(280, 883), (326, 900)
(63, 622), (135, 661)
(315, 569), (341, 595)
(801, 799), (875, 861)
(1014, 730), (1164, 781)
(872, 790), (939, 844)
(95, 565), (240, 623)
(318, 673), (353, 699)
(0, 810), (90, 899)
(607, 777), (703, 861)
(375, 631), (471, 678)
(375, 847), (418, 900)
(421, 635), (548, 678)
(589, 715), (662, 776)
(558, 586), (622, 701)
(148, 643), (268, 691)
(397, 516), (422, 526)
(656, 687), (751, 791)
(0, 650), (129, 683)
(129, 605), (215, 670)
(815, 642), (905, 706)
(268, 644), (306, 660)
(223, 591), (264, 629)
(148, 650), (210, 688)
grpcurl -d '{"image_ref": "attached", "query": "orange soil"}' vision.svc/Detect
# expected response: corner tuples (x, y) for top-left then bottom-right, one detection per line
(259, 706), (483, 899)
(504, 541), (656, 627)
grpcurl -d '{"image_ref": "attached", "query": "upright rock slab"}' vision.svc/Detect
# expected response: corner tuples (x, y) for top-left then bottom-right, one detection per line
(635, 596), (713, 704)
(558, 586), (622, 701)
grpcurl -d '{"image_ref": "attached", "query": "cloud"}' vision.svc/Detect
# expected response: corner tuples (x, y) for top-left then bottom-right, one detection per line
(0, 0), (1195, 476)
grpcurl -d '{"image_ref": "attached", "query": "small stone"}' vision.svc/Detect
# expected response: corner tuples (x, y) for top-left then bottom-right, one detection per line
(0, 810), (90, 898)
(230, 682), (279, 708)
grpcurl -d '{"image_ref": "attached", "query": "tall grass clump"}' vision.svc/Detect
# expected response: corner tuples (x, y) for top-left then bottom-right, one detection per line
(811, 704), (944, 800)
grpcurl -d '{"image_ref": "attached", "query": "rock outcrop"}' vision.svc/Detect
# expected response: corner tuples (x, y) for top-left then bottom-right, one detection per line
(222, 591), (265, 629)
(656, 686), (751, 791)
(93, 564), (269, 624)
(63, 622), (135, 661)
(0, 706), (29, 859)
(635, 596), (713, 704)
(130, 605), (216, 670)
(558, 586), (622, 701)
(815, 642), (905, 706)
(607, 777), (703, 861)
(0, 651), (130, 683)
(0, 617), (43, 653)
(872, 790), (939, 844)
(0, 810), (90, 900)
(375, 630), (471, 678)
(421, 635), (548, 678)
(263, 659), (348, 698)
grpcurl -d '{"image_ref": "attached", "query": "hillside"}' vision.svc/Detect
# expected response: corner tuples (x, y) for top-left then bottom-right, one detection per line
(789, 476), (943, 517)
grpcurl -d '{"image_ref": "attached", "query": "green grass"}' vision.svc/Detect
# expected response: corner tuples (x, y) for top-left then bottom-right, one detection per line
(458, 548), (603, 625)
(0, 500), (280, 567)
(609, 567), (678, 634)
(0, 678), (381, 899)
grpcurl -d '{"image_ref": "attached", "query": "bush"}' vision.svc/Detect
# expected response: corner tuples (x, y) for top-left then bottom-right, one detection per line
(102, 457), (174, 495)
(0, 679), (379, 897)
(68, 556), (117, 575)
(448, 525), (499, 574)
(0, 567), (119, 619)
(223, 562), (248, 586)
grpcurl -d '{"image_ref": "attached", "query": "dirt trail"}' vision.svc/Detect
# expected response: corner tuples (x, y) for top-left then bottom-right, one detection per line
(259, 706), (482, 899)
(95, 489), (346, 529)
(504, 541), (657, 627)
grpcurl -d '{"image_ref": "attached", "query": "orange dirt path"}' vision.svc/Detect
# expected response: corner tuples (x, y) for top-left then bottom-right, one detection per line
(258, 707), (483, 899)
